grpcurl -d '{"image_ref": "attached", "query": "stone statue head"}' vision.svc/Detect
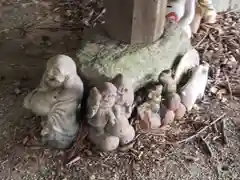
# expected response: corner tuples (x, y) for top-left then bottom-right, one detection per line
(99, 82), (117, 108)
(112, 74), (127, 95)
(158, 70), (173, 84)
(42, 55), (78, 89)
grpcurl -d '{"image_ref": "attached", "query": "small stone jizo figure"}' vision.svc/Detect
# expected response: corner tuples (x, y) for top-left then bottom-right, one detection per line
(137, 84), (163, 130)
(87, 74), (135, 151)
(111, 73), (134, 118)
(158, 70), (186, 126)
(166, 0), (196, 38)
(87, 82), (119, 151)
(23, 55), (84, 149)
(179, 62), (209, 111)
(109, 74), (135, 148)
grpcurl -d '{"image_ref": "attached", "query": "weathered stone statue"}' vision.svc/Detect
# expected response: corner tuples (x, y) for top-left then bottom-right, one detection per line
(111, 73), (134, 118)
(87, 82), (117, 133)
(87, 75), (135, 151)
(158, 70), (177, 94)
(173, 48), (200, 85)
(109, 74), (135, 148)
(158, 70), (186, 126)
(87, 82), (119, 151)
(166, 0), (196, 38)
(191, 0), (217, 33)
(137, 85), (163, 130)
(179, 62), (209, 111)
(23, 55), (84, 149)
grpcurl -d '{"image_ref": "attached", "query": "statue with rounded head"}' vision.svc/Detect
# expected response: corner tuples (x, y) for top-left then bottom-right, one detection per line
(87, 74), (135, 152)
(111, 73), (134, 118)
(23, 54), (84, 149)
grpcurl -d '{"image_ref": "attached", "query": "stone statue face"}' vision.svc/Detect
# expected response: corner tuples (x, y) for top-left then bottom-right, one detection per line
(100, 82), (117, 108)
(42, 54), (78, 90)
(45, 65), (65, 89)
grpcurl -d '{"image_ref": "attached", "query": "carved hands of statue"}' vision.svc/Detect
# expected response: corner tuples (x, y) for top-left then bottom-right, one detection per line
(87, 82), (117, 128)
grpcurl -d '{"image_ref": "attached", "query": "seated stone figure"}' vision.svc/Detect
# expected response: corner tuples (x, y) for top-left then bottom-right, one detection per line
(166, 0), (196, 38)
(87, 74), (135, 151)
(191, 0), (217, 33)
(87, 82), (119, 151)
(23, 55), (84, 149)
(108, 74), (135, 148)
(166, 0), (217, 37)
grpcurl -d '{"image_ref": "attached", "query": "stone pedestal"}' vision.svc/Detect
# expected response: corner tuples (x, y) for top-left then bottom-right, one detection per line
(76, 23), (192, 91)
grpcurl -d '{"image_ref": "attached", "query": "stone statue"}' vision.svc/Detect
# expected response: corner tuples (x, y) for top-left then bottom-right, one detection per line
(108, 74), (135, 148)
(23, 55), (84, 149)
(179, 62), (209, 111)
(158, 69), (187, 126)
(138, 85), (163, 130)
(87, 82), (119, 151)
(191, 0), (217, 33)
(173, 48), (200, 85)
(87, 76), (135, 151)
(111, 73), (134, 118)
(158, 70), (177, 94)
(166, 0), (196, 38)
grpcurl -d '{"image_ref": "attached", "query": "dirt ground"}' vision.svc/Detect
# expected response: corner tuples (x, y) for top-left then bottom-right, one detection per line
(0, 1), (240, 180)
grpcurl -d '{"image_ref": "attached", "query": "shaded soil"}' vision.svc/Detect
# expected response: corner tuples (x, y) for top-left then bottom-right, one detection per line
(0, 1), (240, 180)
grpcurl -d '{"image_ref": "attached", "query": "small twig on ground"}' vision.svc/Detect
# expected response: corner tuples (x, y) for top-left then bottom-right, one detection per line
(199, 136), (213, 157)
(201, 24), (222, 33)
(176, 113), (226, 144)
(194, 29), (209, 48)
(26, 144), (54, 150)
(211, 123), (218, 133)
(220, 118), (228, 146)
(225, 8), (240, 14)
(118, 134), (141, 152)
(223, 71), (233, 100)
(139, 127), (167, 136)
(66, 156), (81, 167)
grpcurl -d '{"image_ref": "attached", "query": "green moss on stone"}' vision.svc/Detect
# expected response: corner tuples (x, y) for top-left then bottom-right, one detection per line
(76, 24), (191, 91)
